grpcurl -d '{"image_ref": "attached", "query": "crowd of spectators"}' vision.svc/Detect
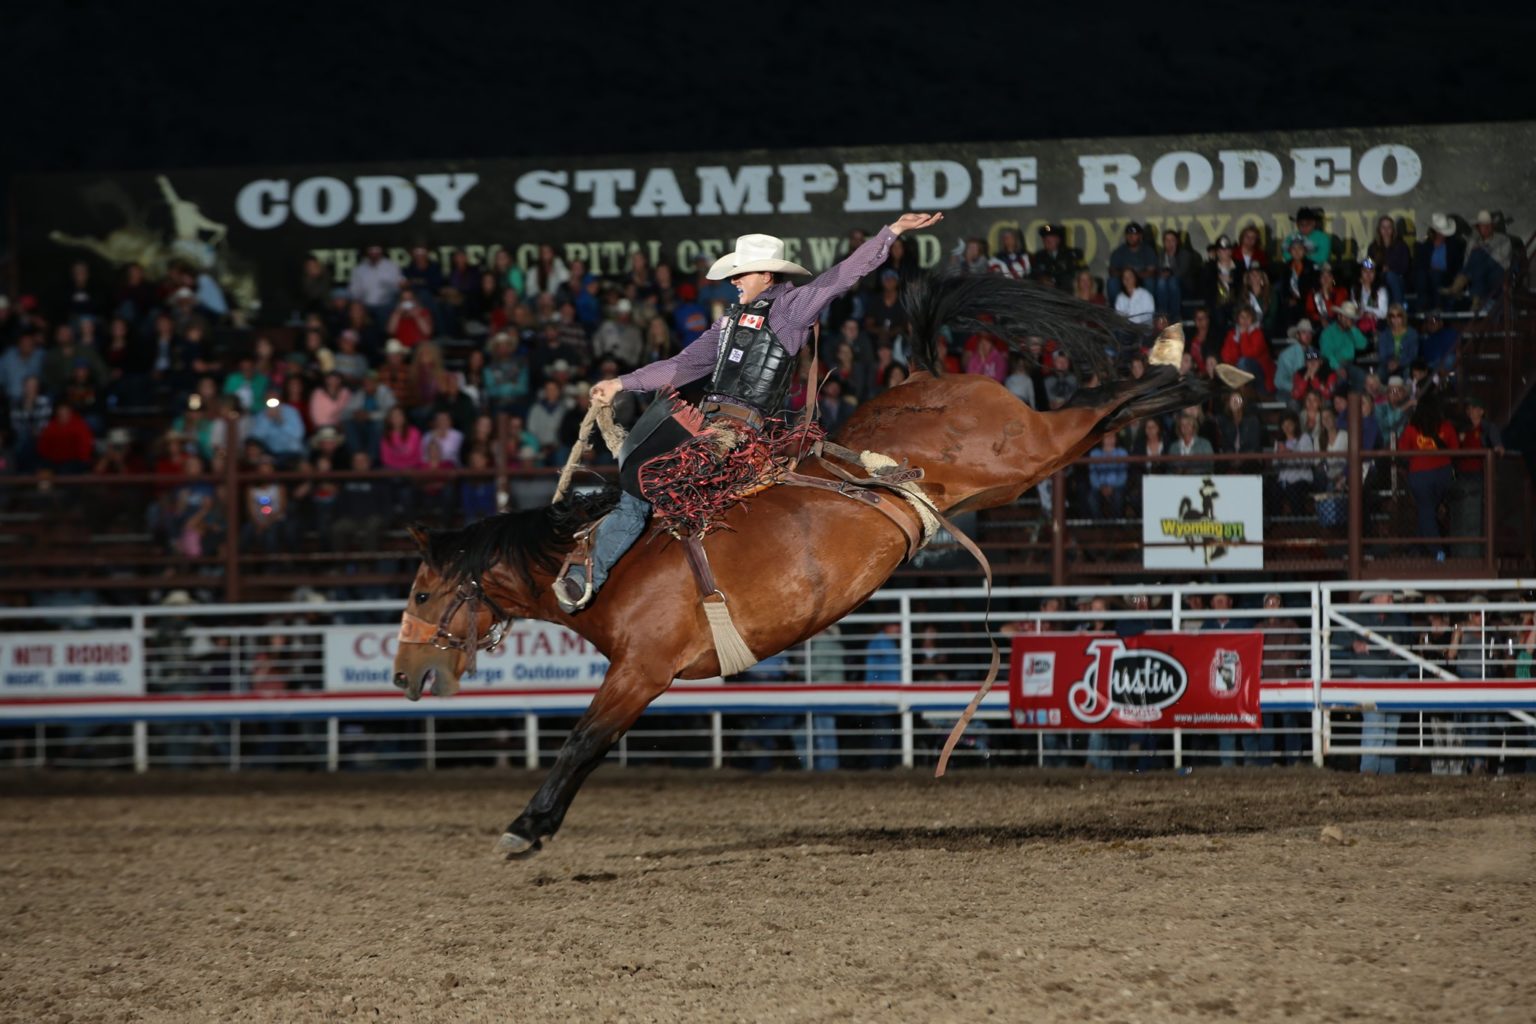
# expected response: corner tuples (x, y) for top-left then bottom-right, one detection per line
(0, 204), (1521, 568)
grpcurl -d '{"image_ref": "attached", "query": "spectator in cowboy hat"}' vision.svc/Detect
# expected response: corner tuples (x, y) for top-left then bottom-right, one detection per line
(376, 338), (414, 408)
(1273, 319), (1315, 400)
(1031, 223), (1081, 290)
(1413, 213), (1465, 312)
(592, 297), (643, 369)
(308, 424), (347, 464)
(1445, 210), (1513, 311)
(1320, 301), (1369, 383)
(1374, 375), (1414, 444)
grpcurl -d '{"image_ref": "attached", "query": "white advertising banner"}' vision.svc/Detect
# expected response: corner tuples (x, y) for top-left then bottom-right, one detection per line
(0, 631), (144, 696)
(1142, 475), (1264, 570)
(324, 622), (610, 692)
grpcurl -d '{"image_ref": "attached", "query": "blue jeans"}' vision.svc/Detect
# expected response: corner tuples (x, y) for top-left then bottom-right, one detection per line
(1360, 711), (1399, 774)
(1086, 731), (1116, 770)
(1234, 356), (1270, 396)
(1463, 248), (1505, 301)
(740, 713), (839, 770)
(1087, 485), (1124, 520)
(1151, 275), (1182, 319)
(798, 714), (840, 770)
(567, 491), (650, 593)
(1408, 466), (1452, 556)
(1384, 270), (1406, 308)
(344, 419), (381, 461)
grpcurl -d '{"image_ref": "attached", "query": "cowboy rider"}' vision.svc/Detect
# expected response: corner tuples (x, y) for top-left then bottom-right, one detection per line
(555, 211), (944, 613)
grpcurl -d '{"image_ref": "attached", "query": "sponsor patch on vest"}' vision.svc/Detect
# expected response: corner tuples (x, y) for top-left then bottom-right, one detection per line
(727, 348), (745, 362)
(739, 313), (765, 329)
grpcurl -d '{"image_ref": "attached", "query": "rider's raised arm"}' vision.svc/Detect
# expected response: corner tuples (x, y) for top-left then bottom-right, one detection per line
(617, 318), (725, 392)
(773, 226), (897, 334)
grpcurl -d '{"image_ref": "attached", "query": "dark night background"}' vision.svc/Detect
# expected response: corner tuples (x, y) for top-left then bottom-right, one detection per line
(5, 1), (1535, 263)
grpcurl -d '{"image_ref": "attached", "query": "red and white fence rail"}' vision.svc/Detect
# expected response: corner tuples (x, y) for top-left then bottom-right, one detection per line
(2, 583), (1534, 772)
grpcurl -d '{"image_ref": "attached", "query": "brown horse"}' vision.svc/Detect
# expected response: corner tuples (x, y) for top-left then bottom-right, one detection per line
(392, 274), (1233, 856)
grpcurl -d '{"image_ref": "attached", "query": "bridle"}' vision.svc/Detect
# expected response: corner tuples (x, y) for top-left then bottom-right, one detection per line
(397, 579), (512, 676)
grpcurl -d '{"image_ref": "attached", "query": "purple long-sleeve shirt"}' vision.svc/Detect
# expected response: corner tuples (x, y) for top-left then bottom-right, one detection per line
(619, 226), (898, 392)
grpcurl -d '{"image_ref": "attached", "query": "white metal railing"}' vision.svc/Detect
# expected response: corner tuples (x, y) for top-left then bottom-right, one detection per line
(3, 582), (1535, 774)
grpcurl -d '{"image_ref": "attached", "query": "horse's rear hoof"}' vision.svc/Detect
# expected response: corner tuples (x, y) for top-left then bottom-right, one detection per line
(495, 831), (542, 859)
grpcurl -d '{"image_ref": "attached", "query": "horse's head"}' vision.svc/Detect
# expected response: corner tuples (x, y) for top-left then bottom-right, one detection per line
(391, 494), (618, 699)
(392, 526), (515, 701)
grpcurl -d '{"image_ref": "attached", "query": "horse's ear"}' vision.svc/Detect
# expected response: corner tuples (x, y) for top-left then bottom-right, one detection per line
(407, 523), (431, 556)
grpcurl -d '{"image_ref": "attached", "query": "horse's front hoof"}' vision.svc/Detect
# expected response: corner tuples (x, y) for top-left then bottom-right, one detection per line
(495, 831), (543, 859)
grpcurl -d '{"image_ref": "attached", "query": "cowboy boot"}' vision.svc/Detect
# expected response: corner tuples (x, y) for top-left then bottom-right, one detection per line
(1439, 273), (1469, 297)
(555, 492), (651, 614)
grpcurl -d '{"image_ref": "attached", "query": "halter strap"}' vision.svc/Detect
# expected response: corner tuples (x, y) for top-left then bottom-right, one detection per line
(397, 579), (511, 676)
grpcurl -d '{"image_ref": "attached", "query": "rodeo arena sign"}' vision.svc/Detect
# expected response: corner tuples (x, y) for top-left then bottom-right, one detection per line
(323, 621), (608, 691)
(1142, 475), (1265, 570)
(1009, 632), (1263, 731)
(9, 121), (1536, 320)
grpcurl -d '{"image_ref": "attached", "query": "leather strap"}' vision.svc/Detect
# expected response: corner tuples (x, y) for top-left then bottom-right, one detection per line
(792, 446), (999, 778)
(782, 470), (923, 560)
(682, 534), (723, 600)
(700, 398), (765, 431)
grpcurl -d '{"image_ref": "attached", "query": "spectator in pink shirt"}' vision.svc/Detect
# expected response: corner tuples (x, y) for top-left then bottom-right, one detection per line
(378, 406), (422, 470)
(964, 334), (1008, 384)
(307, 370), (352, 430)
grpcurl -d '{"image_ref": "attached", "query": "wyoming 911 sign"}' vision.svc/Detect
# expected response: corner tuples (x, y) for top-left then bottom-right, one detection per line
(1008, 632), (1262, 731)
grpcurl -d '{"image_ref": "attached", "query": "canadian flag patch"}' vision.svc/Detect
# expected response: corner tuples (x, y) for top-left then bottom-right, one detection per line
(739, 313), (765, 329)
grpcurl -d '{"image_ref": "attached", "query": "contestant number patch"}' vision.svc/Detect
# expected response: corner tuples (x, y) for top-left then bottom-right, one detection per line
(727, 348), (746, 363)
(739, 314), (765, 329)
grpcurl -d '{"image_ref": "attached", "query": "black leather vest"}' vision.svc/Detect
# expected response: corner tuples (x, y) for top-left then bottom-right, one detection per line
(707, 296), (793, 414)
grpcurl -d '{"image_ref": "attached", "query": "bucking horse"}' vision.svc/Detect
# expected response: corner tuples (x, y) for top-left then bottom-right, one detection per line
(391, 272), (1245, 857)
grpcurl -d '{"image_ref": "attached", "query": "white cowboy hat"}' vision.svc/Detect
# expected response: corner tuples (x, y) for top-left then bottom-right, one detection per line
(1474, 209), (1494, 226)
(1331, 300), (1361, 320)
(384, 338), (408, 356)
(1429, 212), (1456, 236)
(1286, 319), (1316, 339)
(705, 234), (812, 280)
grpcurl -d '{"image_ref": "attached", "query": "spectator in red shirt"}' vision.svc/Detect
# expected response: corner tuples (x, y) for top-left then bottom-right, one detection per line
(385, 287), (434, 347)
(1397, 393), (1458, 558)
(1234, 225), (1269, 272)
(1302, 265), (1347, 328)
(36, 404), (95, 472)
(1220, 306), (1275, 394)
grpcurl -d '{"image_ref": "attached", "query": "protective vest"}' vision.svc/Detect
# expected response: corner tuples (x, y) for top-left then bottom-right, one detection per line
(707, 296), (793, 414)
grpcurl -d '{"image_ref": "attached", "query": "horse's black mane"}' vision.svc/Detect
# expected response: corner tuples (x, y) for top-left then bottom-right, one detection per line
(903, 271), (1151, 383)
(422, 487), (620, 592)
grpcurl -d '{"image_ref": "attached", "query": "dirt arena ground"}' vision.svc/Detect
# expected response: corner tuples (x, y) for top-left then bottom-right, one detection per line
(2, 769), (1532, 1024)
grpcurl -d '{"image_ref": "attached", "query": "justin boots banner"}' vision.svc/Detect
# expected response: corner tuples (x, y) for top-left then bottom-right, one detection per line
(1009, 632), (1263, 730)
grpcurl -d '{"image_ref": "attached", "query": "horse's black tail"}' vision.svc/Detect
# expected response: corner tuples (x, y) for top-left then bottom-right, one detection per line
(902, 272), (1150, 382)
(1079, 361), (1241, 438)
